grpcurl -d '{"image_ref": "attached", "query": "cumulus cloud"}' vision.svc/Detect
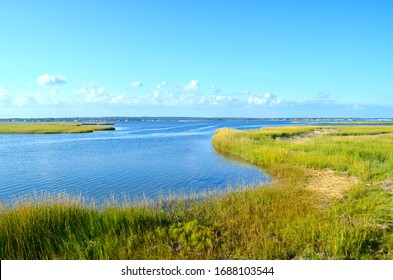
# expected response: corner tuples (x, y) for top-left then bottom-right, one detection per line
(0, 84), (62, 107)
(6, 78), (288, 110)
(97, 80), (235, 107)
(153, 85), (161, 99)
(37, 74), (67, 86)
(86, 87), (108, 103)
(130, 81), (143, 89)
(247, 92), (270, 105)
(183, 80), (200, 92)
(152, 81), (168, 100)
(247, 92), (282, 106)
(211, 95), (233, 104)
(74, 82), (134, 105)
(74, 82), (112, 104)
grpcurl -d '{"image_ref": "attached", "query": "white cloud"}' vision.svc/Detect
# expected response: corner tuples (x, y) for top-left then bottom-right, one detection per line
(211, 95), (233, 104)
(86, 87), (109, 103)
(247, 92), (282, 106)
(247, 92), (271, 105)
(0, 85), (61, 107)
(74, 82), (133, 105)
(4, 77), (392, 118)
(87, 87), (105, 102)
(73, 81), (93, 95)
(183, 80), (200, 92)
(111, 95), (125, 104)
(37, 74), (66, 86)
(71, 80), (224, 107)
(130, 81), (143, 89)
(152, 81), (168, 101)
(4, 79), (287, 110)
(74, 82), (112, 104)
(153, 85), (161, 99)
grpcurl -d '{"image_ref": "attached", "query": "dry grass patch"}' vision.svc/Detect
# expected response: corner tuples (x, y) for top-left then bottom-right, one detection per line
(305, 169), (359, 205)
(380, 180), (393, 194)
(277, 128), (338, 143)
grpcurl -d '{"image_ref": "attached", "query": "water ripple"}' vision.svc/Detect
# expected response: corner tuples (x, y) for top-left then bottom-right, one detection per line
(0, 120), (274, 201)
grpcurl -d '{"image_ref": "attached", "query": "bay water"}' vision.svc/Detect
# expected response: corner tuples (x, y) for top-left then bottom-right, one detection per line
(0, 120), (289, 202)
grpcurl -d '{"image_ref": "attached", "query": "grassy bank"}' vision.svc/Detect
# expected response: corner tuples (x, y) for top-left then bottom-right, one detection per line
(0, 123), (115, 134)
(294, 121), (393, 125)
(0, 126), (392, 259)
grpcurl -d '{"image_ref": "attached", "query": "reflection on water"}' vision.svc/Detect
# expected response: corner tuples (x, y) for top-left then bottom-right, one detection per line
(0, 120), (288, 202)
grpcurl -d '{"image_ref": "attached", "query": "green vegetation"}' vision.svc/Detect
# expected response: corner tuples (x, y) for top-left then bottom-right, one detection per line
(294, 121), (393, 125)
(0, 126), (392, 259)
(0, 123), (115, 134)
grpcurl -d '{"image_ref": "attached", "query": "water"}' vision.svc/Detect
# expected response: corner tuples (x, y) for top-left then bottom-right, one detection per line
(0, 120), (289, 202)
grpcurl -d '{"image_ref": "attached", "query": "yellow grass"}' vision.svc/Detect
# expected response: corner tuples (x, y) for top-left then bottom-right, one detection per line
(0, 123), (115, 134)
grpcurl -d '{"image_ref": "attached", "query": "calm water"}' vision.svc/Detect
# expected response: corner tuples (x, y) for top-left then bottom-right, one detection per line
(0, 120), (290, 202)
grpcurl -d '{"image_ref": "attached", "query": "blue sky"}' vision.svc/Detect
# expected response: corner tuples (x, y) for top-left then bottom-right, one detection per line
(0, 0), (392, 118)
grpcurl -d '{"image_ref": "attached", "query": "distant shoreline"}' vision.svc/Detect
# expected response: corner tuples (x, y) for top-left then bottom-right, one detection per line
(0, 123), (115, 134)
(1, 116), (393, 123)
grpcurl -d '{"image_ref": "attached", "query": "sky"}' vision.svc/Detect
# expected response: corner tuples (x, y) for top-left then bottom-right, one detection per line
(0, 0), (392, 118)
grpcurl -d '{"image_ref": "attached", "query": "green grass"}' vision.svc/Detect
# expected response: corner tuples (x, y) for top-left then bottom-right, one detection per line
(294, 121), (393, 125)
(0, 123), (115, 134)
(0, 126), (392, 259)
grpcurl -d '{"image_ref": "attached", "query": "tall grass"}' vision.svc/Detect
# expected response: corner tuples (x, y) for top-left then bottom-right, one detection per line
(0, 126), (392, 259)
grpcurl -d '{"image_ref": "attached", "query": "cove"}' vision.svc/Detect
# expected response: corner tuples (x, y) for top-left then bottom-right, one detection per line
(0, 120), (287, 202)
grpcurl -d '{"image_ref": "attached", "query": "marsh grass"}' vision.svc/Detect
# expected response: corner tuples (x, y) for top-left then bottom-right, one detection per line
(0, 126), (392, 259)
(0, 123), (115, 134)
